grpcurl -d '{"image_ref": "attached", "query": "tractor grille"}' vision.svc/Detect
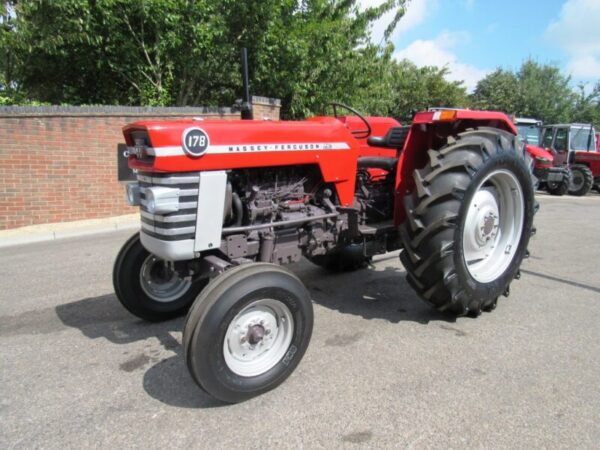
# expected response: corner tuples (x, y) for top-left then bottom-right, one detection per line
(138, 172), (200, 241)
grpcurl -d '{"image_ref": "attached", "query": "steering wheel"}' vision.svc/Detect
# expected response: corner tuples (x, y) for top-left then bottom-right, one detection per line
(329, 102), (372, 139)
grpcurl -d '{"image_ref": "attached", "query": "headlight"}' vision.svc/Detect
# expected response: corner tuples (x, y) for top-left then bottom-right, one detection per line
(125, 183), (141, 206)
(535, 156), (552, 164)
(144, 186), (180, 214)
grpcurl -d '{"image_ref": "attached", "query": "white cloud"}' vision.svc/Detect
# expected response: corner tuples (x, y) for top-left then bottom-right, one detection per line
(545, 0), (600, 79)
(393, 31), (489, 91)
(359, 0), (432, 44)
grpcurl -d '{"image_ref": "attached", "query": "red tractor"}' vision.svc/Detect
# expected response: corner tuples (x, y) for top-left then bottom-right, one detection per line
(514, 117), (569, 195)
(541, 123), (600, 196)
(114, 104), (536, 403)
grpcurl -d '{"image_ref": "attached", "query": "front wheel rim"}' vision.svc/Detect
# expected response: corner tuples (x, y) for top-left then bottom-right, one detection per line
(223, 299), (294, 377)
(139, 255), (192, 303)
(462, 169), (525, 283)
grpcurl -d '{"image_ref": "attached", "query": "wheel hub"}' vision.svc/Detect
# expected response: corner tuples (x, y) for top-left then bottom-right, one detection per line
(467, 189), (499, 252)
(247, 324), (266, 345)
(223, 299), (293, 376)
(139, 255), (192, 303)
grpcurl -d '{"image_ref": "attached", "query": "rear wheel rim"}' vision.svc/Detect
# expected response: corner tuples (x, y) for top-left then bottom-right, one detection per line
(223, 298), (294, 377)
(139, 255), (192, 303)
(462, 169), (524, 283)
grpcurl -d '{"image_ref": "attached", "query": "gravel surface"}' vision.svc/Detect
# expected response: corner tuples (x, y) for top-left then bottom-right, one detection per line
(1, 192), (600, 449)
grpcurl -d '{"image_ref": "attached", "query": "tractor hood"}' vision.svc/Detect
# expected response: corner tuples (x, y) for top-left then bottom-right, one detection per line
(124, 117), (360, 173)
(123, 117), (367, 206)
(525, 144), (554, 162)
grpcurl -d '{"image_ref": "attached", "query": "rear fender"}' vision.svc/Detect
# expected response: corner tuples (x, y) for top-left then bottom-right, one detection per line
(394, 110), (517, 225)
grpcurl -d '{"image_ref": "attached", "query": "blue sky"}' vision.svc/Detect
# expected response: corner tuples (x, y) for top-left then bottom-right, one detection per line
(362, 0), (600, 91)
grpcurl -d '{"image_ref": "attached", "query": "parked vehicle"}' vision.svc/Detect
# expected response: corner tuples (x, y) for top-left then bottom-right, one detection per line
(541, 124), (599, 196)
(514, 117), (569, 195)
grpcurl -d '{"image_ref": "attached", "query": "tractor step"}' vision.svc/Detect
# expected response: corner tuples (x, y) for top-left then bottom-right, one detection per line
(359, 220), (395, 236)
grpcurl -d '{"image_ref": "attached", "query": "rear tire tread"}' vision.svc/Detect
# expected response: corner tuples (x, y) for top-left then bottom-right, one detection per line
(399, 127), (534, 316)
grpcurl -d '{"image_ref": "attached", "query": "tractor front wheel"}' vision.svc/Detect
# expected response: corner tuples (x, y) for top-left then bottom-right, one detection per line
(183, 263), (313, 403)
(546, 169), (570, 196)
(568, 165), (593, 196)
(112, 233), (208, 321)
(400, 128), (535, 316)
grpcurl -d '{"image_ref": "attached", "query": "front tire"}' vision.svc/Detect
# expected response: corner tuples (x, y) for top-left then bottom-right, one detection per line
(183, 263), (313, 403)
(112, 233), (207, 322)
(400, 128), (535, 316)
(568, 165), (593, 196)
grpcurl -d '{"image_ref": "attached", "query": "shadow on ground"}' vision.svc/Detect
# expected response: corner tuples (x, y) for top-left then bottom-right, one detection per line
(53, 259), (452, 409)
(297, 260), (454, 325)
(55, 294), (224, 408)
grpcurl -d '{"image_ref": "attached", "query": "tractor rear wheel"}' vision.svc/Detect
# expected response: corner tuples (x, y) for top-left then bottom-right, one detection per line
(113, 233), (208, 322)
(400, 128), (535, 316)
(183, 263), (313, 403)
(568, 165), (593, 196)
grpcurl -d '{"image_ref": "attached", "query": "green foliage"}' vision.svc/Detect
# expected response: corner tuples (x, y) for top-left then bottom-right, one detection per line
(5, 2), (595, 128)
(1, 0), (471, 120)
(472, 59), (598, 126)
(471, 69), (520, 113)
(516, 60), (575, 123)
(571, 82), (600, 126)
(390, 60), (468, 121)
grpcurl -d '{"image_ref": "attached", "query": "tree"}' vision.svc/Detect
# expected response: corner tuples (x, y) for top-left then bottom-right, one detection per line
(471, 69), (519, 114)
(471, 59), (577, 124)
(390, 60), (468, 121)
(571, 82), (600, 126)
(516, 60), (575, 123)
(2, 0), (409, 117)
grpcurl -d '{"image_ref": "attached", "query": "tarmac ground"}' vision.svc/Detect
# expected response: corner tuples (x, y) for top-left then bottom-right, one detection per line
(1, 192), (600, 449)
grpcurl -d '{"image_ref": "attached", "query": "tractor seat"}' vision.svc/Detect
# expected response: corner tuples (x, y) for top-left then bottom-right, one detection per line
(367, 125), (410, 149)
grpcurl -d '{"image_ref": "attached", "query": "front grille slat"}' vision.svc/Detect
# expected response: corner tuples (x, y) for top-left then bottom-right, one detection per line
(137, 171), (200, 242)
(139, 186), (199, 197)
(138, 174), (201, 185)
(141, 222), (196, 236)
(141, 199), (198, 210)
(140, 210), (197, 223)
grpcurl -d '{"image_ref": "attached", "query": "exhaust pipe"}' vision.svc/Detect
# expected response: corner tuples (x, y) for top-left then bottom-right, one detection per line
(240, 48), (253, 120)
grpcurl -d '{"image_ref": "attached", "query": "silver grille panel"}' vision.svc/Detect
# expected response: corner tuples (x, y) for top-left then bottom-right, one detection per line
(138, 171), (200, 239)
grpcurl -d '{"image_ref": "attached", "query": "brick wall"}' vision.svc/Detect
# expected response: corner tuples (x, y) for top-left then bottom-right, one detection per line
(0, 98), (281, 230)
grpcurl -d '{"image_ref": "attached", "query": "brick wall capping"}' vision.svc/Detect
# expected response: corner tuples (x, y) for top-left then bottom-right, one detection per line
(250, 96), (281, 107)
(0, 105), (239, 118)
(0, 97), (280, 118)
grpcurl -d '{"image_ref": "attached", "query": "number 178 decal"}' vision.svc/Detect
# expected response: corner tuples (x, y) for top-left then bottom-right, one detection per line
(182, 127), (210, 157)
